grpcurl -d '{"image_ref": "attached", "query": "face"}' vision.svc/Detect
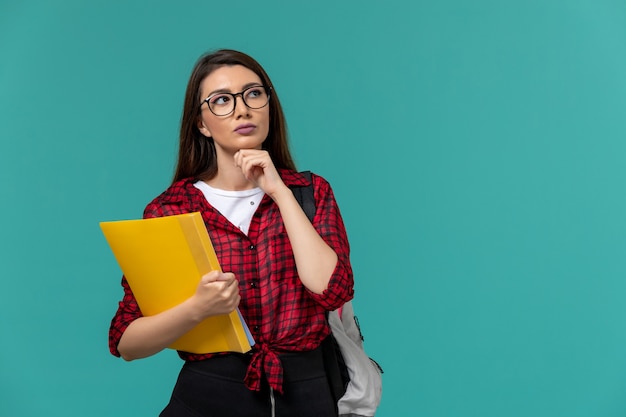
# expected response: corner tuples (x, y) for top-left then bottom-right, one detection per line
(197, 65), (270, 155)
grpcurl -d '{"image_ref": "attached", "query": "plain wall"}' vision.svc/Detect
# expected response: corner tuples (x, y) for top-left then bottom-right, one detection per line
(2, 0), (626, 416)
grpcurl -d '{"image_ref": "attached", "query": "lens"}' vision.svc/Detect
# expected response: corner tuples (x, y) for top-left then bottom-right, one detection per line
(209, 94), (234, 116)
(243, 86), (269, 109)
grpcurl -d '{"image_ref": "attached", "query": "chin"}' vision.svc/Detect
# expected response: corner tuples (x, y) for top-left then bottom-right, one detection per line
(236, 136), (265, 149)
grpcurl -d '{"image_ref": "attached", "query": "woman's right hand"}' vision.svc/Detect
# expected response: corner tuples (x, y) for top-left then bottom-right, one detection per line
(189, 270), (240, 320)
(117, 270), (240, 361)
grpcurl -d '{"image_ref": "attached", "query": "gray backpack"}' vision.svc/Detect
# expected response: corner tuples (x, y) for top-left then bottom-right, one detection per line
(291, 171), (383, 417)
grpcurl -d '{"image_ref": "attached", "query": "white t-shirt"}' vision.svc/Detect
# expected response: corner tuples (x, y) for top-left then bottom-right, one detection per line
(193, 181), (265, 235)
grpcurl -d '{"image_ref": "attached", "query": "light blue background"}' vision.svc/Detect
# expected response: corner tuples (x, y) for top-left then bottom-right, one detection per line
(2, 0), (626, 416)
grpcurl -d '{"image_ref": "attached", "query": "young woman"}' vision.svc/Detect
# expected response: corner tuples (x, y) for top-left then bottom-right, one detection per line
(109, 49), (354, 416)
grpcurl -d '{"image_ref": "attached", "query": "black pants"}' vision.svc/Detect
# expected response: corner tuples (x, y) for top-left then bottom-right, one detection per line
(159, 345), (337, 417)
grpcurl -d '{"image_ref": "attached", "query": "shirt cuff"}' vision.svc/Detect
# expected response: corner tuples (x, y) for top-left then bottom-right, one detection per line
(307, 261), (354, 310)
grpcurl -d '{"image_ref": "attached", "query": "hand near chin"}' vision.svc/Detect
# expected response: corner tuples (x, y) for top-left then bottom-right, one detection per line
(234, 149), (286, 196)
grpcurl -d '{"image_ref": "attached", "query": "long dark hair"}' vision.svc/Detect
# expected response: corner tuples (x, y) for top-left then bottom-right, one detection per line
(173, 49), (296, 183)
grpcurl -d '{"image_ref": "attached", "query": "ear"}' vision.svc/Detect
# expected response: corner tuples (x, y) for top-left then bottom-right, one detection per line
(197, 118), (212, 138)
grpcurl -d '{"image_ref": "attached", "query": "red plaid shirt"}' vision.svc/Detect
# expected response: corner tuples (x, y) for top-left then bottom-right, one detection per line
(109, 169), (354, 393)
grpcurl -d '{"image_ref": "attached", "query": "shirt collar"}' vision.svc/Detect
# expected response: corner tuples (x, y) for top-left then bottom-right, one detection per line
(158, 169), (310, 205)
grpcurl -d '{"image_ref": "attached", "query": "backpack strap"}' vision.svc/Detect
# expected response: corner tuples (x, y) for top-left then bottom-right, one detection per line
(290, 170), (316, 222)
(322, 330), (349, 406)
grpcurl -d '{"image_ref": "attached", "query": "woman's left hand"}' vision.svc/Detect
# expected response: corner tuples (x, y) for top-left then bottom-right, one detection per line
(234, 149), (287, 197)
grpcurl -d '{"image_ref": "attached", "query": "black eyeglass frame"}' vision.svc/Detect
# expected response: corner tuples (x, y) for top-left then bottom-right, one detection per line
(199, 85), (272, 116)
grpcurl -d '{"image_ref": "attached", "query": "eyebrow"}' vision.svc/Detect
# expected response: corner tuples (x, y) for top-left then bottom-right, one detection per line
(205, 82), (264, 98)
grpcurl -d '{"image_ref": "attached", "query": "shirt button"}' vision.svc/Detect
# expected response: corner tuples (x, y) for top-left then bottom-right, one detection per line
(254, 326), (260, 332)
(249, 244), (255, 250)
(250, 281), (257, 288)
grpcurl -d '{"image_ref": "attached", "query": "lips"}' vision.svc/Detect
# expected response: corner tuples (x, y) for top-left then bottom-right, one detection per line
(235, 123), (256, 135)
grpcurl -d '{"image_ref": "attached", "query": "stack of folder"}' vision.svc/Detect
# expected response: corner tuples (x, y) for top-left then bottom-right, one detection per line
(100, 212), (254, 354)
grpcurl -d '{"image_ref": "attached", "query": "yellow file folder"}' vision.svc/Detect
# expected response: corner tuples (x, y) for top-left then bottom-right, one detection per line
(100, 212), (253, 354)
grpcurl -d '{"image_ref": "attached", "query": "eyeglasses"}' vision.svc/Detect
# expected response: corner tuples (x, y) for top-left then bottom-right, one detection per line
(200, 85), (271, 116)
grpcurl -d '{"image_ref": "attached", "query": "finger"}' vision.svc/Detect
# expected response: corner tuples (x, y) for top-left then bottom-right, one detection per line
(236, 150), (267, 165)
(240, 156), (269, 180)
(216, 272), (236, 282)
(233, 150), (244, 167)
(235, 153), (256, 178)
(223, 276), (239, 291)
(234, 149), (260, 166)
(201, 270), (221, 283)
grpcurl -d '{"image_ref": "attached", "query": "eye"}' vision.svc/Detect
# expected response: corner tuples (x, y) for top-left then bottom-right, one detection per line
(210, 94), (232, 106)
(245, 87), (265, 100)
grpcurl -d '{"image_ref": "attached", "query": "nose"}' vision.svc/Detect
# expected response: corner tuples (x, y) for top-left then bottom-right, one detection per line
(233, 93), (250, 117)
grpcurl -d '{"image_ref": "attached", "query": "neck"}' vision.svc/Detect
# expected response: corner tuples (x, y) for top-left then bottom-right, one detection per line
(205, 152), (255, 191)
